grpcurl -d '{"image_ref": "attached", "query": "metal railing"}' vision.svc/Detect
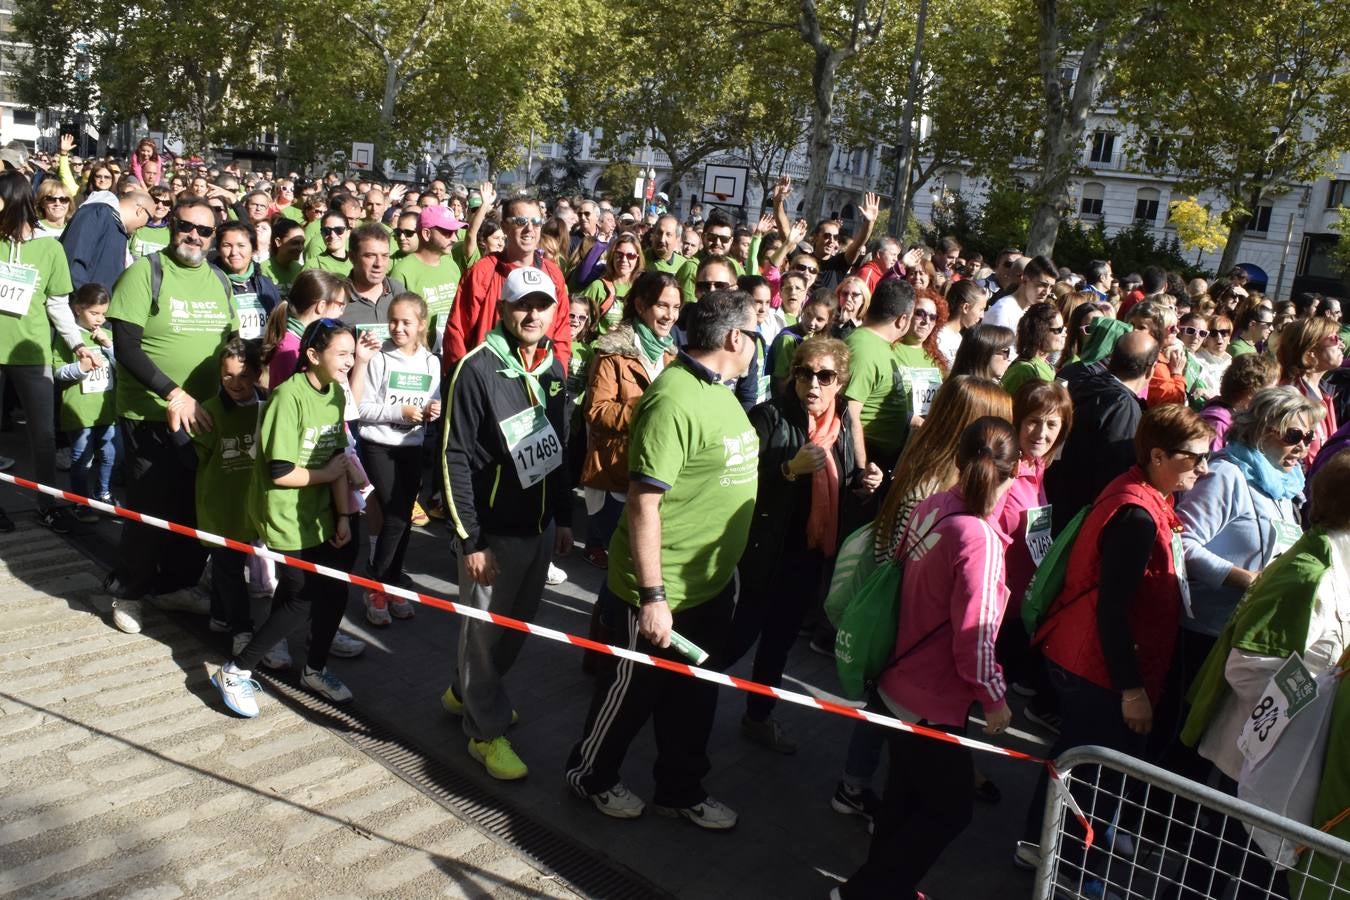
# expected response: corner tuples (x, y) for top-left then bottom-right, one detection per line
(1035, 746), (1350, 899)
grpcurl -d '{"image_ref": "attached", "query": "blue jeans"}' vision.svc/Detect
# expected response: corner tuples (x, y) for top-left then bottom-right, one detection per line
(69, 425), (118, 498)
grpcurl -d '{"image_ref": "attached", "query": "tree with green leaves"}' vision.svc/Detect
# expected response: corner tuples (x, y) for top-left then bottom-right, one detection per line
(1117, 0), (1350, 272)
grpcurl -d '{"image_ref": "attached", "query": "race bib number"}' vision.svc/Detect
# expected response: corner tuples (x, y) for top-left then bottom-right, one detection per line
(1238, 652), (1318, 765)
(236, 292), (265, 340)
(1270, 519), (1301, 559)
(355, 322), (390, 343)
(387, 370), (432, 410)
(80, 360), (112, 394)
(908, 367), (941, 418)
(1172, 532), (1192, 618)
(499, 404), (561, 488)
(0, 262), (38, 317)
(1025, 505), (1053, 566)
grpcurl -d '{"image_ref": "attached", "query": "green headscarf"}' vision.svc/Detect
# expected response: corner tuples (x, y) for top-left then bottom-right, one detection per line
(1077, 317), (1133, 365)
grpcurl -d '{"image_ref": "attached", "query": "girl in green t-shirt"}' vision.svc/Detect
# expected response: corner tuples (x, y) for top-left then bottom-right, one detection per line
(894, 290), (949, 428)
(212, 320), (361, 718)
(580, 233), (645, 337)
(1001, 302), (1064, 397)
(52, 284), (117, 523)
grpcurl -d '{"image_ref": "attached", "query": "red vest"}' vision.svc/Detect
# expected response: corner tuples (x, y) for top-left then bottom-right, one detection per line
(1035, 467), (1183, 701)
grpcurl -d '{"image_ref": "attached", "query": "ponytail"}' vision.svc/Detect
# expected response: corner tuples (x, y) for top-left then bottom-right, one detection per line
(260, 301), (290, 364)
(954, 416), (1018, 517)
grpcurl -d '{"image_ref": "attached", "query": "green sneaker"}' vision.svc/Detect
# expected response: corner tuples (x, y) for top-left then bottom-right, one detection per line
(468, 736), (528, 781)
(441, 685), (518, 724)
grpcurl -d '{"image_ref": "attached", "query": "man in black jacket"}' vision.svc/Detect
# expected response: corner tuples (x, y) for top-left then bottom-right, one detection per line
(61, 189), (153, 292)
(439, 265), (572, 782)
(1045, 330), (1158, 535)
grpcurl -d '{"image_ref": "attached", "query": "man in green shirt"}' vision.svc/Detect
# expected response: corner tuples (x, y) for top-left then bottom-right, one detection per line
(675, 209), (745, 303)
(103, 196), (239, 634)
(390, 204), (476, 351)
(566, 289), (758, 832)
(843, 278), (915, 473)
(644, 213), (685, 275)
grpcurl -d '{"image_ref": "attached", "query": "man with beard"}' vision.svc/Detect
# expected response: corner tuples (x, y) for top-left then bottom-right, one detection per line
(102, 196), (239, 634)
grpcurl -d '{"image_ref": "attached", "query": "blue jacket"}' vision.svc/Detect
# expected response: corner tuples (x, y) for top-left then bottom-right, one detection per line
(1176, 455), (1301, 637)
(60, 191), (128, 293)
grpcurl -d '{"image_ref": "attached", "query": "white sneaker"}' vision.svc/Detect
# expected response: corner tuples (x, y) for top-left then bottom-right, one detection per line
(212, 664), (260, 717)
(329, 632), (366, 658)
(389, 596), (415, 619)
(111, 599), (142, 634)
(231, 632), (253, 657)
(590, 783), (645, 819)
(261, 639), (292, 670)
(301, 667), (352, 703)
(652, 796), (738, 831)
(364, 590), (392, 626)
(546, 562), (567, 586)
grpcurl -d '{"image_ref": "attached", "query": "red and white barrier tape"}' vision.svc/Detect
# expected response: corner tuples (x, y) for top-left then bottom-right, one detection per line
(0, 470), (1093, 844)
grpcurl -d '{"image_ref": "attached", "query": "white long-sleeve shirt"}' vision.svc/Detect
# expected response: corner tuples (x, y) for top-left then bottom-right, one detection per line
(357, 343), (441, 447)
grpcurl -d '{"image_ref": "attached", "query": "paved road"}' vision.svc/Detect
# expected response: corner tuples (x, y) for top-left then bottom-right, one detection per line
(0, 518), (578, 900)
(0, 433), (1056, 898)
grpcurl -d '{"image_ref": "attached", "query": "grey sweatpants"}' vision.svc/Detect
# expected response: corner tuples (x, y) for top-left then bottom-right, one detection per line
(454, 524), (553, 741)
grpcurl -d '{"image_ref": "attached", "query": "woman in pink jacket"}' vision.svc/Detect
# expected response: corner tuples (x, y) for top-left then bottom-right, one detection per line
(835, 417), (1017, 900)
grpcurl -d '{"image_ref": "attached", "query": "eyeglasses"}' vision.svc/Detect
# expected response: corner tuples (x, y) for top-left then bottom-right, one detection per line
(793, 365), (839, 386)
(1048, 325), (1067, 334)
(613, 251), (640, 261)
(1179, 326), (1209, 338)
(44, 196), (71, 205)
(568, 313), (589, 324)
(506, 216), (544, 227)
(995, 347), (1014, 359)
(1168, 448), (1211, 466)
(1280, 427), (1315, 447)
(911, 309), (938, 322)
(321, 226), (348, 237)
(794, 264), (819, 275)
(1210, 328), (1232, 338)
(705, 232), (733, 244)
(819, 232), (840, 242)
(737, 328), (759, 343)
(1253, 319), (1274, 329)
(393, 228), (418, 238)
(696, 280), (731, 292)
(172, 219), (215, 238)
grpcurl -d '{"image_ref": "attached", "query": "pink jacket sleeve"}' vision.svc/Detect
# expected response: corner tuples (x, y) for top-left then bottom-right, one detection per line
(946, 519), (1010, 711)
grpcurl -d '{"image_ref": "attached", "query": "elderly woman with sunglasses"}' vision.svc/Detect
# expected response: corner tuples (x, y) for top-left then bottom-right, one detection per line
(728, 337), (882, 751)
(1175, 387), (1323, 677)
(35, 178), (74, 237)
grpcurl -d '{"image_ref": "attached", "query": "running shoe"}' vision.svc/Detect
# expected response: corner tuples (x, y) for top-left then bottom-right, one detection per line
(582, 545), (608, 569)
(546, 562), (567, 585)
(232, 632), (252, 656)
(72, 504), (101, 525)
(441, 685), (517, 724)
(468, 736), (527, 780)
(261, 639), (292, 670)
(1024, 704), (1063, 735)
(589, 783), (645, 819)
(740, 715), (797, 754)
(300, 666), (352, 703)
(212, 664), (260, 717)
(110, 599), (142, 634)
(329, 632), (366, 658)
(365, 590), (392, 626)
(831, 782), (882, 819)
(37, 507), (76, 535)
(652, 796), (738, 831)
(389, 594), (415, 619)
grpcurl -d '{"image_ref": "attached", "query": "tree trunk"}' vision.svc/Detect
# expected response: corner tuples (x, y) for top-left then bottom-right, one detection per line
(1026, 125), (1076, 257)
(1217, 189), (1262, 274)
(803, 47), (835, 227)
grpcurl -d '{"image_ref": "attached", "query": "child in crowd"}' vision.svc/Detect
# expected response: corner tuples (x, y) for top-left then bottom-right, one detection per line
(357, 293), (441, 625)
(52, 284), (117, 522)
(212, 320), (362, 718)
(260, 268), (349, 389)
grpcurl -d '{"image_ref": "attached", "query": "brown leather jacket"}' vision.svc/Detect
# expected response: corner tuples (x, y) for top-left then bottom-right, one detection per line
(581, 322), (677, 492)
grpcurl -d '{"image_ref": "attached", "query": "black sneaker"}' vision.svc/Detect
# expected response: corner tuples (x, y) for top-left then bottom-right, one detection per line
(831, 782), (881, 819)
(37, 507), (76, 535)
(0, 508), (13, 533)
(1024, 703), (1063, 735)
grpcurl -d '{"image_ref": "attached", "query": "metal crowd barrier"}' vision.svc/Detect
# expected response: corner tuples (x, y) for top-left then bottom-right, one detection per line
(1034, 746), (1350, 900)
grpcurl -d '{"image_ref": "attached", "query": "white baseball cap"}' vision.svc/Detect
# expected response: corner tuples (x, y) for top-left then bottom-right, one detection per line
(501, 266), (557, 305)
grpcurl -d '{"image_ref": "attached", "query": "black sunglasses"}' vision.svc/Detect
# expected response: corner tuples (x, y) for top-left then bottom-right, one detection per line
(321, 226), (348, 236)
(172, 219), (215, 238)
(1168, 448), (1211, 465)
(1280, 428), (1314, 447)
(393, 228), (418, 238)
(792, 365), (838, 386)
(696, 280), (731, 293)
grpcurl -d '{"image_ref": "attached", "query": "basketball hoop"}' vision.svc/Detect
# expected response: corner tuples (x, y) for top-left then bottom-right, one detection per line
(711, 191), (730, 203)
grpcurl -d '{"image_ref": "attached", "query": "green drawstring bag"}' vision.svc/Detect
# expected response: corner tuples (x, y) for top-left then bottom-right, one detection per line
(1021, 505), (1090, 637)
(824, 522), (878, 629)
(833, 557), (904, 700)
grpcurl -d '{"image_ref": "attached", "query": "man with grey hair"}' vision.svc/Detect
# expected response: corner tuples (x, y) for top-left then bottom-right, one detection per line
(566, 289), (759, 831)
(644, 213), (685, 275)
(103, 196), (238, 634)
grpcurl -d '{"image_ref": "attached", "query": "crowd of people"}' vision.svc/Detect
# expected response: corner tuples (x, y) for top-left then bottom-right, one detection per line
(0, 137), (1347, 898)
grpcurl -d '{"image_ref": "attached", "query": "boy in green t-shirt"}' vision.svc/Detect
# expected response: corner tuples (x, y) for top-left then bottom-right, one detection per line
(52, 285), (117, 523)
(193, 338), (266, 644)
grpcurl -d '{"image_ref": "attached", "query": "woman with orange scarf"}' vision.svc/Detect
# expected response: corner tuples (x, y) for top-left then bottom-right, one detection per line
(728, 337), (882, 753)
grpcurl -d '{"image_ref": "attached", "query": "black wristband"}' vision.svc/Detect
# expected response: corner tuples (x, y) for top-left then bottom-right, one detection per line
(638, 585), (666, 605)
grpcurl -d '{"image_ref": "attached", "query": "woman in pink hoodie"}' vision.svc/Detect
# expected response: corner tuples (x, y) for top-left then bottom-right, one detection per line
(835, 417), (1017, 900)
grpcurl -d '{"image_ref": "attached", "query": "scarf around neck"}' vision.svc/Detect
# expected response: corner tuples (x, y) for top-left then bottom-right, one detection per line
(805, 401), (842, 555)
(634, 320), (674, 366)
(483, 325), (554, 405)
(227, 263), (255, 285)
(1221, 440), (1305, 501)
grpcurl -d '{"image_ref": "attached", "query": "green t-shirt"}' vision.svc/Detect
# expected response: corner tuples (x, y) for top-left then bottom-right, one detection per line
(893, 342), (944, 420)
(279, 205), (305, 225)
(843, 328), (908, 456)
(607, 360), (758, 612)
(676, 254), (745, 304)
(389, 252), (465, 349)
(645, 251), (685, 275)
(1001, 355), (1054, 396)
(1228, 338), (1257, 357)
(769, 328), (803, 398)
(247, 372), (347, 551)
(52, 329), (116, 430)
(0, 236), (74, 366)
(261, 257), (303, 299)
(302, 219), (328, 261)
(107, 253), (238, 421)
(567, 341), (594, 410)
(194, 392), (264, 542)
(580, 279), (630, 336)
(304, 251), (352, 278)
(130, 225), (171, 258)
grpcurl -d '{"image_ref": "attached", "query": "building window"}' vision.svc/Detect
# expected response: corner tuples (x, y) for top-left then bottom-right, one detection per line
(1247, 204), (1273, 234)
(1327, 180), (1348, 209)
(1089, 132), (1115, 165)
(11, 109), (35, 126)
(1080, 182), (1105, 218)
(1134, 188), (1161, 224)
